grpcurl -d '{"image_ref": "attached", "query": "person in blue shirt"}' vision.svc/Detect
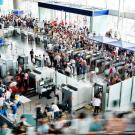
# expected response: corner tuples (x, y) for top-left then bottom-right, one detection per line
(0, 123), (12, 135)
(88, 113), (103, 133)
(11, 101), (18, 121)
(75, 40), (81, 49)
(0, 106), (7, 117)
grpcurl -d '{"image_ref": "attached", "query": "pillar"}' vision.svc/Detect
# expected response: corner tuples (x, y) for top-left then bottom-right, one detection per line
(89, 16), (93, 33)
(13, 0), (21, 9)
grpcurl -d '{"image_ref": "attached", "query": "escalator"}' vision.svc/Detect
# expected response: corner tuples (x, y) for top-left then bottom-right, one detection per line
(0, 114), (17, 130)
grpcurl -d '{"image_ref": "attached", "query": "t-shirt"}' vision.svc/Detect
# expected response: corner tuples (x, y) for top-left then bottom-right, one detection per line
(24, 73), (29, 80)
(37, 124), (49, 134)
(18, 67), (22, 74)
(9, 82), (17, 87)
(104, 69), (109, 76)
(54, 55), (61, 62)
(52, 104), (60, 112)
(70, 59), (76, 67)
(65, 66), (71, 73)
(92, 98), (101, 107)
(89, 122), (102, 132)
(95, 67), (99, 73)
(5, 91), (11, 100)
(0, 97), (5, 106)
(11, 104), (17, 114)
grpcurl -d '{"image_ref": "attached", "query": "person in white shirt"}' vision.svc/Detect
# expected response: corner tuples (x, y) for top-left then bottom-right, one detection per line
(51, 103), (60, 120)
(18, 66), (22, 74)
(5, 87), (12, 102)
(43, 53), (51, 66)
(70, 58), (76, 75)
(9, 79), (17, 87)
(0, 96), (5, 107)
(92, 95), (101, 113)
(54, 54), (61, 64)
(65, 64), (71, 76)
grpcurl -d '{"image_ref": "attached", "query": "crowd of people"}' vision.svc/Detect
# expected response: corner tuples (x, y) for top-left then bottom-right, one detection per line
(0, 79), (22, 121)
(0, 14), (39, 30)
(1, 14), (135, 84)
(27, 20), (135, 84)
(0, 102), (135, 135)
(0, 64), (32, 122)
(0, 13), (135, 134)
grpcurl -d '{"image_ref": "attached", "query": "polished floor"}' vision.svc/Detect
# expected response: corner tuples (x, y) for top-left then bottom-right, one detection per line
(0, 35), (45, 60)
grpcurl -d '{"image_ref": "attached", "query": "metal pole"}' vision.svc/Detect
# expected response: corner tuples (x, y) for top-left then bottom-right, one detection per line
(117, 0), (121, 32)
(105, 0), (108, 9)
(89, 16), (93, 33)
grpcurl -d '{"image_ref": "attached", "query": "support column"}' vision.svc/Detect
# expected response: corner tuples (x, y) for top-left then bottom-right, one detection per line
(13, 0), (23, 9)
(89, 16), (93, 33)
(117, 0), (121, 31)
(13, 0), (19, 9)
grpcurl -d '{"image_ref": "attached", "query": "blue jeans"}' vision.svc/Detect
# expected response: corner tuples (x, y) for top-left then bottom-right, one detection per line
(54, 111), (59, 119)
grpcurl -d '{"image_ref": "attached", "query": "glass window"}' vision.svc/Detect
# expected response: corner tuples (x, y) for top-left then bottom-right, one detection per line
(86, 0), (107, 9)
(120, 18), (135, 43)
(16, 1), (38, 18)
(106, 0), (119, 10)
(124, 0), (135, 12)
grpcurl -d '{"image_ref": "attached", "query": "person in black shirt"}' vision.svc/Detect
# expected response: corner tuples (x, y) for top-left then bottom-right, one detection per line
(16, 122), (27, 134)
(36, 105), (43, 128)
(30, 49), (34, 62)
